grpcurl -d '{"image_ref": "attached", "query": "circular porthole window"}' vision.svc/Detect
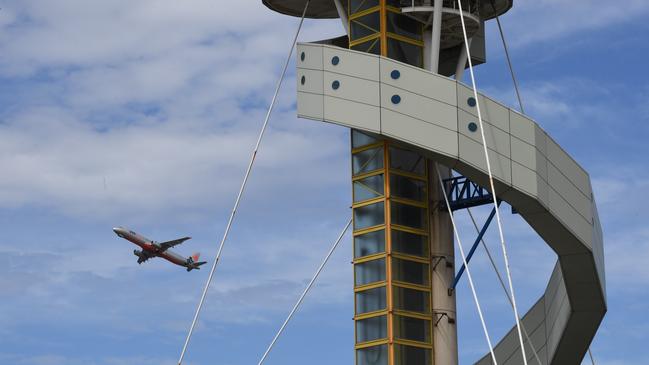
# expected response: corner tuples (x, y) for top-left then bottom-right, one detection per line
(467, 97), (477, 107)
(391, 95), (401, 104)
(300, 52), (305, 61)
(468, 122), (478, 132)
(391, 70), (400, 80)
(332, 80), (340, 90)
(301, 75), (306, 85)
(332, 56), (340, 66)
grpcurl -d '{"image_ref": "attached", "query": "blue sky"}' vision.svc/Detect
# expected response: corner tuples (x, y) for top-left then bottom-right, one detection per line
(0, 1), (648, 364)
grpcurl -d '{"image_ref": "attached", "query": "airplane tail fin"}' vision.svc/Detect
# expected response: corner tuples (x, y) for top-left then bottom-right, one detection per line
(187, 253), (207, 272)
(191, 252), (201, 262)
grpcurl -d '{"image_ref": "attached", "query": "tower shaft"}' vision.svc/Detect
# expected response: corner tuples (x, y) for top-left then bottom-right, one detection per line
(351, 130), (457, 365)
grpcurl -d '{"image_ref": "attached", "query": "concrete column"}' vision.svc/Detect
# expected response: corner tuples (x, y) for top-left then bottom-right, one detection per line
(455, 38), (473, 81)
(429, 161), (459, 365)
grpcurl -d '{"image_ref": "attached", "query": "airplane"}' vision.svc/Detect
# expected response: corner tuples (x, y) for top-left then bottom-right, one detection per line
(113, 227), (207, 272)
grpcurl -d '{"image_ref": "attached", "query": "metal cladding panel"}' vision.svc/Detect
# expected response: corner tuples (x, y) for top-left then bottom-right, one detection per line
(512, 161), (550, 209)
(297, 68), (324, 95)
(293, 43), (605, 365)
(548, 163), (592, 223)
(476, 298), (549, 365)
(459, 134), (512, 185)
(459, 110), (511, 158)
(510, 110), (536, 145)
(458, 83), (510, 132)
(323, 73), (380, 106)
(546, 136), (592, 199)
(381, 109), (458, 159)
(297, 92), (324, 121)
(560, 253), (604, 311)
(297, 43), (324, 70)
(510, 111), (549, 157)
(381, 84), (457, 132)
(511, 137), (542, 173)
(323, 46), (380, 81)
(546, 287), (571, 360)
(323, 95), (381, 133)
(380, 58), (456, 106)
(591, 200), (606, 297)
(548, 188), (593, 249)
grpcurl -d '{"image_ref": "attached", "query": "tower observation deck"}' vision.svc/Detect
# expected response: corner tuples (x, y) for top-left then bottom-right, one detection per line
(262, 1), (606, 364)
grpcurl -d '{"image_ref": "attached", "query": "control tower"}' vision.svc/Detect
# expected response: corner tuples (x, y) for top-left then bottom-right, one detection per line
(262, 1), (606, 364)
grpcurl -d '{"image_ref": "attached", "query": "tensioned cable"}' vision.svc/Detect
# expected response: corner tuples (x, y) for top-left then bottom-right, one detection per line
(176, 2), (311, 364)
(588, 348), (597, 365)
(467, 208), (543, 365)
(482, 5), (599, 364)
(455, 1), (528, 363)
(436, 165), (498, 364)
(489, 0), (525, 114)
(257, 218), (352, 365)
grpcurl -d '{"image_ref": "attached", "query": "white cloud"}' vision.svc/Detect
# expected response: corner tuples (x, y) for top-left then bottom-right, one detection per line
(502, 0), (649, 47)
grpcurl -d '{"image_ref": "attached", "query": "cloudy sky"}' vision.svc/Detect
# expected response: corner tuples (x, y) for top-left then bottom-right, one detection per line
(0, 1), (648, 364)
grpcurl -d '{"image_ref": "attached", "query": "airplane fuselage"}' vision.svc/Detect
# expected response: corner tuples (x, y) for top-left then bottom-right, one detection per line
(113, 227), (197, 269)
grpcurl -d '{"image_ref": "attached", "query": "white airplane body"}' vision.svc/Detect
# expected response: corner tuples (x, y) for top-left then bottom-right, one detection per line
(113, 227), (206, 272)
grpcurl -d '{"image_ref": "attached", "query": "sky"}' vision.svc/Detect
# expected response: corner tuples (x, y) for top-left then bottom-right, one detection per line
(0, 1), (648, 364)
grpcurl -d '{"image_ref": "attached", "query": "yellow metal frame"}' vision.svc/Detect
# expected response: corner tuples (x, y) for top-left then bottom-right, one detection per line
(351, 132), (435, 364)
(348, 0), (424, 66)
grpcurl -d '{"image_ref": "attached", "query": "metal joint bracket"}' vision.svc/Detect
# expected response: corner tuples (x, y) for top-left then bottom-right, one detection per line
(434, 311), (456, 326)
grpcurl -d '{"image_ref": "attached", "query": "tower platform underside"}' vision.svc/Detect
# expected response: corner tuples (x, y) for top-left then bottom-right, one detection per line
(263, 0), (513, 20)
(296, 43), (606, 365)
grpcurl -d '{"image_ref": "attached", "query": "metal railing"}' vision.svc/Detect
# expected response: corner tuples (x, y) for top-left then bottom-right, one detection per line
(401, 0), (479, 14)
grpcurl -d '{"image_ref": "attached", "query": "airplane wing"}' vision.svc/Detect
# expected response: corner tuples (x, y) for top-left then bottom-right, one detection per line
(157, 237), (191, 252)
(137, 250), (155, 264)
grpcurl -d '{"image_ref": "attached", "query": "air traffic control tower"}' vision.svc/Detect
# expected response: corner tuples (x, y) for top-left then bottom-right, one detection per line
(262, 1), (607, 364)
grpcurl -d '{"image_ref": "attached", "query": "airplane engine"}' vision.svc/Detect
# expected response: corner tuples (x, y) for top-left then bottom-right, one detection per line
(133, 249), (143, 257)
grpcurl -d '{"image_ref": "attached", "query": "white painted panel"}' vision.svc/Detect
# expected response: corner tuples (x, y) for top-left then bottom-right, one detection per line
(323, 45), (380, 81)
(381, 109), (458, 158)
(534, 125), (548, 157)
(457, 83), (510, 132)
(549, 188), (593, 248)
(297, 68), (324, 95)
(323, 72), (379, 107)
(380, 84), (457, 132)
(380, 57), (456, 105)
(510, 110), (535, 145)
(512, 139), (541, 176)
(512, 162), (550, 209)
(458, 134), (512, 184)
(546, 136), (591, 198)
(459, 110), (510, 158)
(548, 164), (593, 223)
(296, 43), (323, 70)
(297, 92), (324, 121)
(324, 95), (380, 133)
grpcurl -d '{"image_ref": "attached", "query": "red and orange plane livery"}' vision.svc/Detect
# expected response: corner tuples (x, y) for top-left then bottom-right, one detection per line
(113, 227), (206, 272)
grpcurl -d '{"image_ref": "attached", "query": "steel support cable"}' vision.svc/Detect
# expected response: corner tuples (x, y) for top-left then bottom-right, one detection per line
(436, 165), (498, 364)
(455, 1), (529, 363)
(484, 6), (599, 364)
(257, 218), (352, 365)
(466, 208), (543, 365)
(588, 348), (597, 365)
(176, 2), (311, 364)
(489, 0), (525, 114)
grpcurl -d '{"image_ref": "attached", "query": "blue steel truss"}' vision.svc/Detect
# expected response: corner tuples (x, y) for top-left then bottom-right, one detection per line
(442, 176), (494, 211)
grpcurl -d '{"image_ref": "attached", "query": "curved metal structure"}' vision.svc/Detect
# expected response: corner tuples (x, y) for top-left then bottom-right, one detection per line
(295, 43), (606, 364)
(262, 0), (513, 20)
